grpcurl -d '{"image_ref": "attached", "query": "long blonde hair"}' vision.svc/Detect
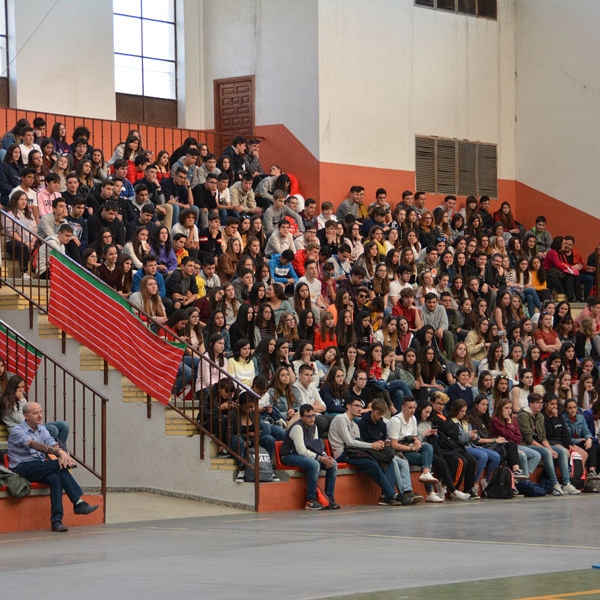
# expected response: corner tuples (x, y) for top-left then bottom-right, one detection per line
(140, 275), (165, 317)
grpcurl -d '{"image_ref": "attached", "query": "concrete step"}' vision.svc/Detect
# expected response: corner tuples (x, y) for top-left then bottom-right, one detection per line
(37, 314), (70, 340)
(79, 346), (115, 372)
(164, 407), (199, 437)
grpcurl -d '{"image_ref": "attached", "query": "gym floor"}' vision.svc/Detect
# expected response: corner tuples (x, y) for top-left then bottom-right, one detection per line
(1, 492), (599, 600)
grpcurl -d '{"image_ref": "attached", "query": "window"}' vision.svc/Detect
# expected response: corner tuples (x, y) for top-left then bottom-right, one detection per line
(415, 0), (497, 19)
(415, 136), (498, 198)
(0, 0), (8, 106)
(113, 0), (177, 126)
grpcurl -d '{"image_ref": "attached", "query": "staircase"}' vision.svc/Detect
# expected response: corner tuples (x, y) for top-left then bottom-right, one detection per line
(0, 283), (257, 509)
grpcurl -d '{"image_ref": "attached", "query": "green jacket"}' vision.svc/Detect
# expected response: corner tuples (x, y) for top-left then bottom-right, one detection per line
(517, 407), (547, 446)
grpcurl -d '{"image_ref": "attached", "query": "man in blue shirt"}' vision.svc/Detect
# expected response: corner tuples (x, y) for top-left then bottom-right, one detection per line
(8, 402), (98, 532)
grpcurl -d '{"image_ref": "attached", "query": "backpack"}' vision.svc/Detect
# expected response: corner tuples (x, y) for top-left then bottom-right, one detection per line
(0, 465), (31, 498)
(583, 476), (600, 493)
(482, 466), (514, 499)
(244, 446), (275, 482)
(570, 452), (585, 490)
(516, 480), (546, 497)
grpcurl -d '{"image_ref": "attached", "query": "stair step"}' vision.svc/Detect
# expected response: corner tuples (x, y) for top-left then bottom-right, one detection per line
(164, 408), (199, 436)
(37, 315), (69, 339)
(79, 347), (115, 371)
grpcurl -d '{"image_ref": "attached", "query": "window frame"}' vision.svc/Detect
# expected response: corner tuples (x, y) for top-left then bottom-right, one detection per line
(113, 0), (178, 102)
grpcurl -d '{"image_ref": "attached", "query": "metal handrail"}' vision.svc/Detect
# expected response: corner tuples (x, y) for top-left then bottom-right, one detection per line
(0, 319), (109, 520)
(1, 210), (262, 508)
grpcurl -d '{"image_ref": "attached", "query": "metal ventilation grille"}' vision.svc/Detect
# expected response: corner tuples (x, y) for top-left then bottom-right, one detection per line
(478, 143), (498, 197)
(436, 139), (456, 194)
(415, 136), (498, 198)
(458, 0), (476, 15)
(415, 137), (435, 192)
(458, 141), (476, 196)
(414, 0), (497, 20)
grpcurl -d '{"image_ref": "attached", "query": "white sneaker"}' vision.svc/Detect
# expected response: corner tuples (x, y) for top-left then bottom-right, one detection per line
(437, 482), (447, 498)
(426, 492), (444, 503)
(552, 483), (563, 496)
(419, 472), (438, 483)
(562, 482), (582, 495)
(235, 470), (245, 483)
(451, 490), (471, 501)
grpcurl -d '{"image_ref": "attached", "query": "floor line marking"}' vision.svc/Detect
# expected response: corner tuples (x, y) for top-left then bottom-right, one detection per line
(517, 590), (600, 600)
(194, 527), (600, 551)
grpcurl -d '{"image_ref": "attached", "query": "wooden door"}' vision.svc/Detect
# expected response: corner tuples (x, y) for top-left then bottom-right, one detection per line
(214, 76), (255, 155)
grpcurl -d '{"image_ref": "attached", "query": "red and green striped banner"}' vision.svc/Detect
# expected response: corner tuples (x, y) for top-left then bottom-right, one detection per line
(47, 251), (184, 405)
(0, 322), (42, 388)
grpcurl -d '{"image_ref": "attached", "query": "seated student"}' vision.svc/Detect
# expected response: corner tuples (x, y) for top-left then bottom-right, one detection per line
(315, 200), (336, 230)
(392, 287), (423, 332)
(446, 367), (475, 412)
(358, 399), (419, 505)
(227, 339), (255, 388)
(328, 397), (405, 506)
(429, 391), (476, 500)
(195, 333), (228, 396)
(292, 364), (328, 436)
(268, 249), (298, 291)
(296, 259), (327, 319)
(37, 223), (75, 279)
(231, 392), (277, 483)
(562, 398), (599, 478)
(264, 218), (295, 258)
(541, 392), (582, 494)
(87, 200), (126, 251)
(280, 403), (340, 510)
(448, 399), (501, 495)
(66, 198), (88, 252)
(165, 256), (199, 311)
(516, 392), (568, 496)
(388, 396), (440, 502)
(0, 375), (69, 444)
(199, 255), (221, 293)
(131, 254), (170, 304)
(171, 208), (199, 259)
(36, 172), (62, 218)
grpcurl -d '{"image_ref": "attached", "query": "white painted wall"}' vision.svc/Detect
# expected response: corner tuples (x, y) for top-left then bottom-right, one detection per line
(9, 0), (116, 120)
(317, 0), (516, 178)
(202, 0), (320, 154)
(515, 0), (600, 217)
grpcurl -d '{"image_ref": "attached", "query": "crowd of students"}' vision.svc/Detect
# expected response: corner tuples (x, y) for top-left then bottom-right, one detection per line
(3, 116), (600, 504)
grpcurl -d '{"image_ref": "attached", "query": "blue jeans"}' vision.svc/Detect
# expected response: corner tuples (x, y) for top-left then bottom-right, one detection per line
(580, 272), (595, 299)
(551, 444), (571, 485)
(339, 451), (397, 500)
(281, 453), (337, 501)
(259, 419), (286, 441)
(405, 443), (434, 470)
(174, 360), (194, 393)
(390, 455), (413, 493)
(467, 446), (501, 481)
(527, 444), (561, 485)
(520, 288), (541, 317)
(46, 421), (70, 445)
(405, 443), (434, 492)
(231, 422), (275, 467)
(386, 380), (413, 412)
(15, 459), (83, 524)
(518, 445), (541, 476)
